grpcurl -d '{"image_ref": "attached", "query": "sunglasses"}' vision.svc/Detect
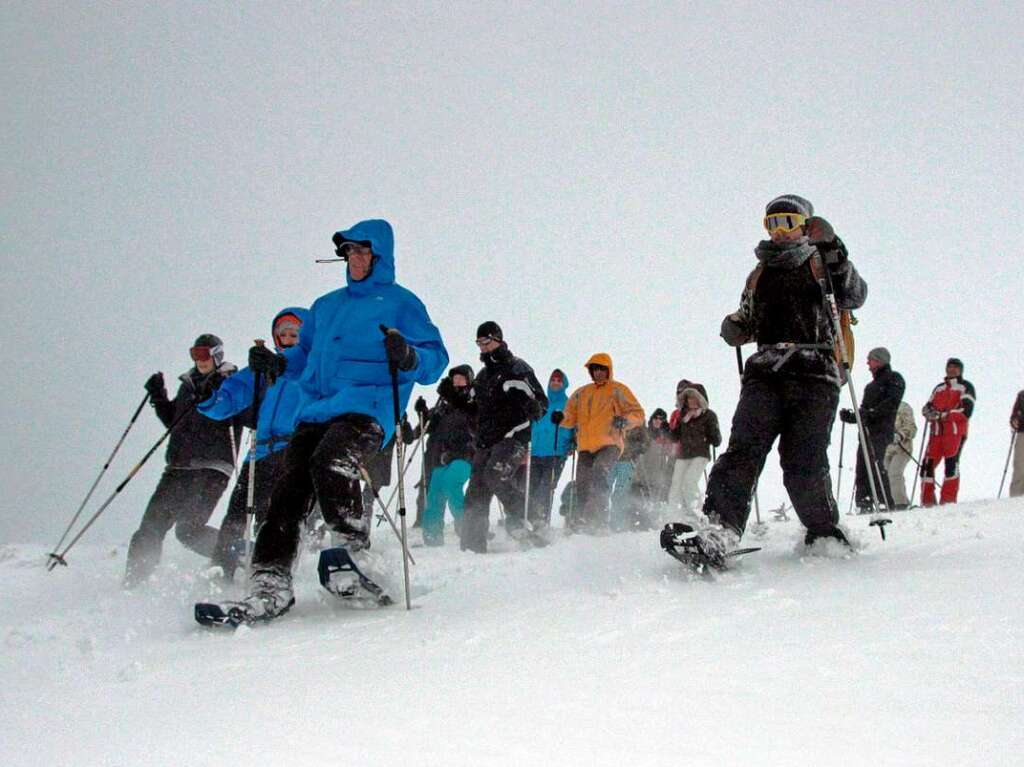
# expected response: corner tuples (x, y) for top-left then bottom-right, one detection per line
(763, 213), (807, 233)
(189, 345), (221, 363)
(335, 242), (374, 260)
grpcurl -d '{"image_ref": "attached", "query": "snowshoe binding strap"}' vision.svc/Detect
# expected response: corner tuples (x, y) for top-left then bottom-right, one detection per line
(318, 548), (393, 606)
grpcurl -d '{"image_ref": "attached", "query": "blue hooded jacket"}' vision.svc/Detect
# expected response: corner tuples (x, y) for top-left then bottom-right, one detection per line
(283, 219), (448, 443)
(199, 307), (310, 460)
(531, 368), (575, 457)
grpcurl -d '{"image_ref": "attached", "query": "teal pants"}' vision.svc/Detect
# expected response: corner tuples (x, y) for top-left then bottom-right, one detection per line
(423, 459), (472, 543)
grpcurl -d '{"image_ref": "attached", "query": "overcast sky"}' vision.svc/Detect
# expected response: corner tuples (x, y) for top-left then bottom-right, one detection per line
(3, 2), (1022, 544)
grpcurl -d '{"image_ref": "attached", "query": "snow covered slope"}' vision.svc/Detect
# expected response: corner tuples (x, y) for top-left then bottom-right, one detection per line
(3, 500), (1022, 766)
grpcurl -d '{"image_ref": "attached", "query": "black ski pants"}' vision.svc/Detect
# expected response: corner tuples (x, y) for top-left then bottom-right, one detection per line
(252, 415), (384, 573)
(704, 376), (840, 536)
(854, 428), (894, 510)
(572, 446), (620, 529)
(125, 467), (228, 584)
(460, 437), (528, 553)
(527, 455), (567, 526)
(210, 449), (288, 576)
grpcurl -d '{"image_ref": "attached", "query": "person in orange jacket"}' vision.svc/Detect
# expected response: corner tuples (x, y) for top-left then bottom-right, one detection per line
(553, 353), (644, 532)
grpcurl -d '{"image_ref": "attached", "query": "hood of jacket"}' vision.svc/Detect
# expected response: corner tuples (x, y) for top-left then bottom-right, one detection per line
(271, 306), (310, 352)
(680, 387), (709, 411)
(547, 368), (570, 410)
(333, 219), (396, 296)
(585, 352), (614, 383)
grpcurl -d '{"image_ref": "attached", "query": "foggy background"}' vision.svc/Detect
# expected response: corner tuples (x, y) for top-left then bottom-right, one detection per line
(2, 1), (1021, 546)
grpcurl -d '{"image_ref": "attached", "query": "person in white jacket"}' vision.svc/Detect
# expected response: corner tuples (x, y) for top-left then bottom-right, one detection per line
(884, 401), (918, 509)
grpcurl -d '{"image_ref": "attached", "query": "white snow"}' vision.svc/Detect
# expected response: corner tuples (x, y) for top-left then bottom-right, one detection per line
(2, 500), (1023, 766)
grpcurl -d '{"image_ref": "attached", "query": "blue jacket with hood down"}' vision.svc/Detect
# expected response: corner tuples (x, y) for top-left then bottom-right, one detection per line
(283, 219), (448, 443)
(199, 307), (310, 460)
(531, 369), (575, 457)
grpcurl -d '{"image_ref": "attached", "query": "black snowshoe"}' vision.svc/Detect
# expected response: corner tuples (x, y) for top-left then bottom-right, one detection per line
(318, 547), (393, 606)
(660, 522), (760, 575)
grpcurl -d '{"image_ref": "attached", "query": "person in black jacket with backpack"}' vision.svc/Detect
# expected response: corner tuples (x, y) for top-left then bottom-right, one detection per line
(690, 195), (867, 560)
(125, 334), (240, 586)
(455, 322), (547, 552)
(839, 347), (905, 511)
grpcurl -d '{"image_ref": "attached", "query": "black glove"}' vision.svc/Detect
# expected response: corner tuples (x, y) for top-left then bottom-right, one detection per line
(414, 396), (429, 418)
(550, 410), (564, 425)
(382, 327), (417, 371)
(249, 344), (287, 383)
(720, 314), (749, 347)
(839, 408), (857, 425)
(193, 374), (218, 402)
(144, 372), (167, 401)
(807, 216), (847, 266)
(401, 415), (416, 444)
(612, 415), (627, 430)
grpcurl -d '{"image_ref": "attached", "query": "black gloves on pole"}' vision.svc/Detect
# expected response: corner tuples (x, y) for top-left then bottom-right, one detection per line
(249, 344), (287, 384)
(144, 372), (167, 401)
(383, 328), (418, 371)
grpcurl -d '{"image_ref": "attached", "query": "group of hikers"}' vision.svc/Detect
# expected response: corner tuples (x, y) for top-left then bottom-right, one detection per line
(107, 197), (1024, 624)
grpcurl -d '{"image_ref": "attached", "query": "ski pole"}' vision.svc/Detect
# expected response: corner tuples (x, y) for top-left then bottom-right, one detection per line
(381, 326), (412, 610)
(861, 422), (894, 510)
(416, 409), (428, 526)
(47, 401), (199, 570)
(547, 424), (560, 525)
(836, 420), (846, 501)
(523, 439), (534, 531)
(375, 428), (426, 523)
(734, 348), (762, 523)
(895, 440), (921, 467)
(358, 465), (416, 566)
(243, 352), (265, 583)
(568, 450), (577, 528)
(998, 431), (1018, 499)
(47, 393), (150, 566)
(819, 263), (883, 517)
(908, 424), (929, 507)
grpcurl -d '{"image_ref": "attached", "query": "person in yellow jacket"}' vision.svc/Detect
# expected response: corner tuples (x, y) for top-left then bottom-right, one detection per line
(553, 353), (644, 532)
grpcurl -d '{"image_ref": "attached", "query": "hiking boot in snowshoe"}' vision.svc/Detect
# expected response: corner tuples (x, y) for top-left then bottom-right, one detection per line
(661, 522), (739, 571)
(195, 568), (295, 628)
(804, 525), (852, 548)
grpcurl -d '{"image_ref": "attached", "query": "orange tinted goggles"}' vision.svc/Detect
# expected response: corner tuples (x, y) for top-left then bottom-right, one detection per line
(763, 213), (807, 233)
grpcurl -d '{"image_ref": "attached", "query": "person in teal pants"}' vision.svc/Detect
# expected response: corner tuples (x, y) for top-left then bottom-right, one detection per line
(420, 365), (477, 545)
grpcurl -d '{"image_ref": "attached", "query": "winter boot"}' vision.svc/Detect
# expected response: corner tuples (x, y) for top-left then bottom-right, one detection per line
(661, 521), (739, 571)
(195, 568), (295, 628)
(804, 525), (852, 548)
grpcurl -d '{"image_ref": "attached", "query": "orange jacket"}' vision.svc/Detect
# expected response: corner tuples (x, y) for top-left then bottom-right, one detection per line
(560, 353), (645, 454)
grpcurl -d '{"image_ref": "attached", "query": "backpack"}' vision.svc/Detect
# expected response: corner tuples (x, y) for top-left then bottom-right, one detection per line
(744, 254), (856, 369)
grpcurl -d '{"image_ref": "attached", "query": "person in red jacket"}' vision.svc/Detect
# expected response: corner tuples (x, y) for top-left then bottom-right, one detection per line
(920, 357), (976, 506)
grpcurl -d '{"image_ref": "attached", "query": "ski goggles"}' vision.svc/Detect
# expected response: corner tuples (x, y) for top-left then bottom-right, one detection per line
(763, 212), (807, 233)
(189, 344), (222, 363)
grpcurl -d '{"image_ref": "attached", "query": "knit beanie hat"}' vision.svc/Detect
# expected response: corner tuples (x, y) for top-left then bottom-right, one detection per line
(946, 357), (964, 372)
(868, 347), (891, 365)
(476, 321), (503, 342)
(766, 194), (814, 218)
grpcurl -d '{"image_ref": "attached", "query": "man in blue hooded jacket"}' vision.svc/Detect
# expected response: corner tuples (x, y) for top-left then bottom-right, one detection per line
(528, 369), (575, 529)
(216, 220), (448, 623)
(199, 307), (309, 580)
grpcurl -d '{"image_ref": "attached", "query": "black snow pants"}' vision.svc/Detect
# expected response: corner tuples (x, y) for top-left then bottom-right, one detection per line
(854, 428), (894, 511)
(125, 467), (229, 584)
(251, 415), (384, 573)
(571, 446), (619, 530)
(210, 449), (288, 576)
(704, 376), (840, 536)
(527, 455), (567, 526)
(460, 437), (528, 553)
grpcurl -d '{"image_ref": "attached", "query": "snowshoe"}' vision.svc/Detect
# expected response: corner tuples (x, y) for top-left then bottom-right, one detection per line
(317, 547), (393, 607)
(804, 525), (852, 548)
(660, 522), (760, 575)
(195, 569), (295, 629)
